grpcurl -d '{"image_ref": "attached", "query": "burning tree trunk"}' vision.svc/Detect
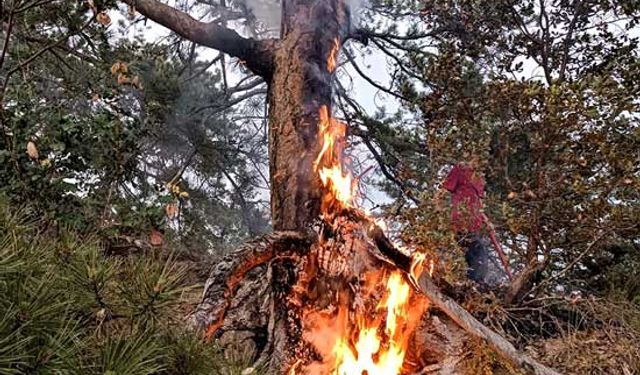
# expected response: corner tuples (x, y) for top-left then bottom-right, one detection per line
(126, 0), (349, 230)
(268, 0), (349, 230)
(126, 1), (562, 374)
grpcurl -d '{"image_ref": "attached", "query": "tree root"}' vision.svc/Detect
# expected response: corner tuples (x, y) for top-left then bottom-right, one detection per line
(189, 230), (315, 339)
(193, 217), (562, 375)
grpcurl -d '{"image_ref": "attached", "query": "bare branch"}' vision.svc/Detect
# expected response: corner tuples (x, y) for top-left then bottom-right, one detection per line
(193, 87), (267, 114)
(559, 0), (583, 82)
(0, 8), (15, 71)
(343, 48), (409, 102)
(182, 53), (223, 82)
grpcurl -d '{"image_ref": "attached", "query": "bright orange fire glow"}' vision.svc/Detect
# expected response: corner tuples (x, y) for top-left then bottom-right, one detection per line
(314, 105), (355, 213)
(327, 38), (340, 73)
(291, 33), (433, 375)
(301, 271), (428, 375)
(409, 252), (435, 287)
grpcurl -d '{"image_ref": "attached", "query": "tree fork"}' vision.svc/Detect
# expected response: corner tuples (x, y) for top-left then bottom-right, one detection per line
(128, 0), (351, 231)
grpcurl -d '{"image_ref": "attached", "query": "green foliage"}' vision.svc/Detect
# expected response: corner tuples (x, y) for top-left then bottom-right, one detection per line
(356, 0), (640, 298)
(0, 0), (269, 253)
(0, 200), (252, 375)
(98, 333), (166, 375)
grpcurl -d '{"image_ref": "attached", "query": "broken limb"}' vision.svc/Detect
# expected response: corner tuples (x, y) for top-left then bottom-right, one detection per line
(344, 208), (413, 271)
(345, 208), (560, 375)
(416, 274), (562, 375)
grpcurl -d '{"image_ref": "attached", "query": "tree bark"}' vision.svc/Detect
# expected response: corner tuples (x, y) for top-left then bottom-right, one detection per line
(129, 0), (350, 231)
(268, 0), (350, 231)
(127, 0), (276, 78)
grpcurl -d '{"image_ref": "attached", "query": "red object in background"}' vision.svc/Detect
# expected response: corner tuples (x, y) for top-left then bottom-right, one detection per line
(443, 163), (486, 233)
(444, 163), (514, 280)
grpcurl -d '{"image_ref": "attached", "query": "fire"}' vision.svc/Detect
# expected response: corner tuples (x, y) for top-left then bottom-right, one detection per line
(315, 36), (352, 213)
(306, 271), (427, 375)
(327, 38), (340, 73)
(409, 252), (435, 287)
(314, 105), (355, 213)
(292, 34), (433, 375)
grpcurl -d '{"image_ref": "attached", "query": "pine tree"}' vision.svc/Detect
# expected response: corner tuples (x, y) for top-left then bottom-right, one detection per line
(0, 200), (260, 374)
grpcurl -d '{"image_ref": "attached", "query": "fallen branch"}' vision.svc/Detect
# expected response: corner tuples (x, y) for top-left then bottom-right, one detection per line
(345, 208), (561, 375)
(417, 274), (562, 375)
(194, 214), (561, 375)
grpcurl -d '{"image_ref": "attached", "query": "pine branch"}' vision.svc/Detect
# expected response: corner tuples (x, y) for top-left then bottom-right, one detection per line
(126, 0), (277, 78)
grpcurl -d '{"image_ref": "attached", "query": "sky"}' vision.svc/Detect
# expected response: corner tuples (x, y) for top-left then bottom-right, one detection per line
(113, 1), (640, 214)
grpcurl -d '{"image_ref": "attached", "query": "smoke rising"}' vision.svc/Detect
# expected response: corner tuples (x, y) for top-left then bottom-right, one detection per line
(243, 0), (367, 34)
(244, 0), (281, 34)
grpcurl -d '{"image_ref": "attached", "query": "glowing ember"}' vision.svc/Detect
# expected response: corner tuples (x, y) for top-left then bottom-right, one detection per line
(327, 38), (340, 73)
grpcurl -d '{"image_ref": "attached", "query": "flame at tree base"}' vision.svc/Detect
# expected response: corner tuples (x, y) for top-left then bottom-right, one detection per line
(290, 36), (432, 375)
(331, 272), (428, 375)
(296, 265), (428, 375)
(297, 98), (432, 375)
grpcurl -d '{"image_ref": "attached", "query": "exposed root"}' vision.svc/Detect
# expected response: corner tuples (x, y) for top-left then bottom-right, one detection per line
(193, 218), (561, 375)
(189, 230), (315, 339)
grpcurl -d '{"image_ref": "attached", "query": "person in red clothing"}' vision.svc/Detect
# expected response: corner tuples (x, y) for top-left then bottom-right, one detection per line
(441, 160), (513, 283)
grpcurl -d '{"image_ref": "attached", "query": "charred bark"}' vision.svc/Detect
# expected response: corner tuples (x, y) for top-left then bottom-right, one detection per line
(268, 0), (350, 231)
(190, 231), (315, 334)
(194, 214), (562, 375)
(129, 0), (351, 230)
(194, 219), (469, 374)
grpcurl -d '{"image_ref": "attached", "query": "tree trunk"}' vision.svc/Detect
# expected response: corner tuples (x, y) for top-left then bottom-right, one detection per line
(128, 0), (351, 231)
(268, 0), (349, 231)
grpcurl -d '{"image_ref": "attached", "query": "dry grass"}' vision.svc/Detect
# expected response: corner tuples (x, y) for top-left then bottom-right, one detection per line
(532, 298), (640, 375)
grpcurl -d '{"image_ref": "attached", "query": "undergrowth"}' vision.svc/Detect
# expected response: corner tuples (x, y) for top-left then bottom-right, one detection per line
(0, 202), (256, 375)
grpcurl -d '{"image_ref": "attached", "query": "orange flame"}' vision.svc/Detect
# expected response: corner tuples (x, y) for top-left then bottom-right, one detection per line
(327, 38), (340, 73)
(314, 105), (355, 214)
(410, 253), (434, 281)
(291, 33), (434, 375)
(306, 271), (427, 375)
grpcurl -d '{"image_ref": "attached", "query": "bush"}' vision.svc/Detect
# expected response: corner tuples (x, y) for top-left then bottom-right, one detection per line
(0, 200), (251, 374)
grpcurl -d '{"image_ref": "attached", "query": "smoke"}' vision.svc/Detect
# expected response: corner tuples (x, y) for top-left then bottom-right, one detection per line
(242, 0), (368, 34)
(346, 0), (366, 11)
(244, 0), (281, 35)
(346, 0), (367, 23)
